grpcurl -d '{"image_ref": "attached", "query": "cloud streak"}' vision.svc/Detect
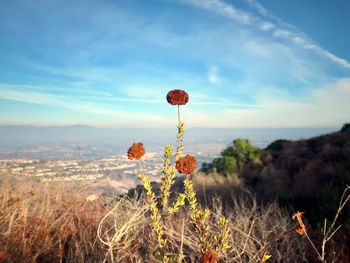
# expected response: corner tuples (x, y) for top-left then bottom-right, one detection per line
(183, 0), (252, 24)
(183, 0), (350, 69)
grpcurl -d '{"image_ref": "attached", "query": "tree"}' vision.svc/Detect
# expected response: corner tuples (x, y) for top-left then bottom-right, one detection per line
(212, 156), (238, 176)
(200, 138), (260, 176)
(221, 139), (260, 170)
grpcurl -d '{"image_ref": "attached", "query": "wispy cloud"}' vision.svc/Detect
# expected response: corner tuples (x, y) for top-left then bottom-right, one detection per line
(182, 0), (350, 69)
(259, 22), (274, 31)
(0, 84), (168, 126)
(183, 0), (252, 24)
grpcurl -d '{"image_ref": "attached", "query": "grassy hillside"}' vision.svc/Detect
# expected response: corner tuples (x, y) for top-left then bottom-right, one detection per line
(240, 124), (350, 225)
(199, 124), (350, 262)
(0, 176), (108, 262)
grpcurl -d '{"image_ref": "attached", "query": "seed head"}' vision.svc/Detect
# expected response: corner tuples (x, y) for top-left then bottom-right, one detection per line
(166, 89), (189, 105)
(175, 155), (197, 174)
(200, 251), (219, 263)
(127, 143), (145, 160)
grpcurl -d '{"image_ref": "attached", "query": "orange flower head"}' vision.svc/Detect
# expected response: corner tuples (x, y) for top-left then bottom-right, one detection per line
(292, 211), (306, 236)
(127, 143), (145, 160)
(175, 155), (197, 174)
(166, 89), (189, 105)
(200, 251), (219, 263)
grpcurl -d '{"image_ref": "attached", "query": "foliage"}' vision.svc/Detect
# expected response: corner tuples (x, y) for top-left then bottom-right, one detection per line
(202, 138), (260, 176)
(212, 156), (238, 176)
(221, 139), (260, 167)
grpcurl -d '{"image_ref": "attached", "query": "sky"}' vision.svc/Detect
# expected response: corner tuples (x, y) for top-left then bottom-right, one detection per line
(0, 0), (349, 128)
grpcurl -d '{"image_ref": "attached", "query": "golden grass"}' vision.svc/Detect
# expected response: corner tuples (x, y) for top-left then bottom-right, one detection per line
(2, 174), (349, 262)
(1, 174), (309, 263)
(98, 186), (309, 262)
(0, 176), (108, 262)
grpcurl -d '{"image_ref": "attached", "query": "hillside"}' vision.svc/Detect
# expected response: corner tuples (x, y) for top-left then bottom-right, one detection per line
(239, 124), (350, 224)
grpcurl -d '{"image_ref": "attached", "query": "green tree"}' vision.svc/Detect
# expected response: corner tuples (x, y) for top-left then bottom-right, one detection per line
(221, 139), (260, 170)
(212, 156), (238, 176)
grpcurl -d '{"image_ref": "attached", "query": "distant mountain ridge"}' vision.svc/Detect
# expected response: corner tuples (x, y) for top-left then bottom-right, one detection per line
(0, 125), (337, 146)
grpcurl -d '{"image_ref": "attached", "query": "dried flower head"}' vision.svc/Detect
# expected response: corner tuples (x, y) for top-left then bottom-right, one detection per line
(292, 211), (306, 236)
(127, 143), (145, 160)
(200, 251), (219, 263)
(166, 89), (189, 105)
(175, 155), (197, 174)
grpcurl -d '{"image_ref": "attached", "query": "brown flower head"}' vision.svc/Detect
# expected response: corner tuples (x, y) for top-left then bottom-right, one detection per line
(166, 89), (189, 105)
(175, 155), (197, 174)
(200, 251), (219, 263)
(292, 211), (306, 236)
(127, 143), (145, 160)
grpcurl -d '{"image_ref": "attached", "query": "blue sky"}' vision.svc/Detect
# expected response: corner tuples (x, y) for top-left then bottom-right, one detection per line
(0, 0), (349, 128)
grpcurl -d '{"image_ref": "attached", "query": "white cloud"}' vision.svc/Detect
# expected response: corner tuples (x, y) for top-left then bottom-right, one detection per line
(182, 0), (252, 24)
(208, 66), (220, 84)
(243, 0), (268, 17)
(259, 22), (274, 31)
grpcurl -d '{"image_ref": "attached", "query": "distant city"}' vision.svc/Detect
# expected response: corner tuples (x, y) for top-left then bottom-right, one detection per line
(0, 125), (338, 197)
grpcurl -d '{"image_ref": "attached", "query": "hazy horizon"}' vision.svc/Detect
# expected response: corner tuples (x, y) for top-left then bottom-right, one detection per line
(0, 125), (338, 159)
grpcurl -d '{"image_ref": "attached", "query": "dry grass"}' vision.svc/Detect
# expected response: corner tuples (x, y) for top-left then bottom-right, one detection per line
(0, 176), (108, 262)
(0, 175), (336, 263)
(98, 190), (308, 262)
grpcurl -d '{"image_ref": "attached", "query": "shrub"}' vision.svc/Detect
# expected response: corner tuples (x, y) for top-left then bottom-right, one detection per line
(221, 139), (260, 170)
(212, 156), (238, 176)
(202, 139), (260, 177)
